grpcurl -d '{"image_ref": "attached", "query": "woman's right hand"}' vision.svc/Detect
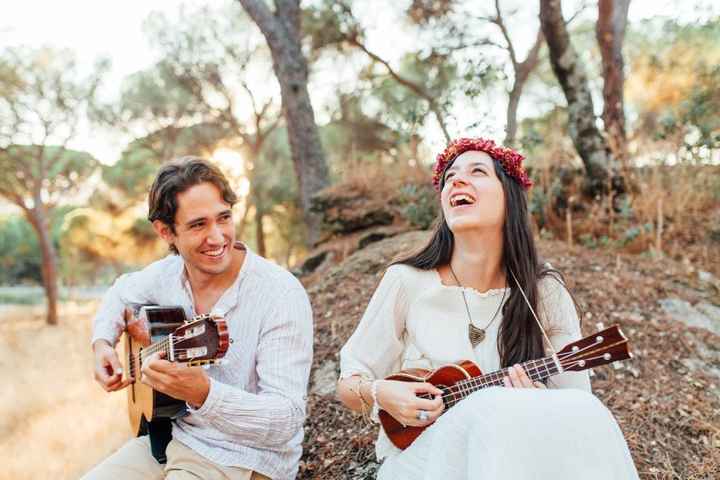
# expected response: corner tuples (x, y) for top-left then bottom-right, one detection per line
(375, 380), (445, 427)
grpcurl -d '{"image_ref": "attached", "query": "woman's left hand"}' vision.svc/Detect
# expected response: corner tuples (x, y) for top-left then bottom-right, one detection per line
(503, 364), (547, 389)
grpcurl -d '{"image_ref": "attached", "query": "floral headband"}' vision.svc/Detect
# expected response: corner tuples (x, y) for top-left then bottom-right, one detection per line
(431, 137), (533, 191)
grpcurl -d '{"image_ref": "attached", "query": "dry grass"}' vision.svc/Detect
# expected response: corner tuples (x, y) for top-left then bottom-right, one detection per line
(0, 302), (130, 480)
(533, 164), (720, 274)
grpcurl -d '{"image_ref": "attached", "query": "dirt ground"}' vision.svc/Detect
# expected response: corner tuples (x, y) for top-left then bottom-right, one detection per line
(300, 231), (720, 479)
(2, 232), (718, 479)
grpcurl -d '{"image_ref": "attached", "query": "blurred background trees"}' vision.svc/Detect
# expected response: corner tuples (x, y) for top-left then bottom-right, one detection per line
(1, 0), (718, 324)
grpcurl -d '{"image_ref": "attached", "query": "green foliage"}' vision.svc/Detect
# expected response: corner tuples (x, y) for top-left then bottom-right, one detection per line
(627, 18), (720, 160)
(0, 208), (71, 285)
(397, 183), (439, 229)
(0, 215), (42, 284)
(0, 146), (99, 210)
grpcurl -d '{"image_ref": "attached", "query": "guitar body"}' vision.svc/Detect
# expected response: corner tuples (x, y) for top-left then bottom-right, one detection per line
(123, 305), (229, 438)
(125, 305), (187, 436)
(379, 360), (482, 450)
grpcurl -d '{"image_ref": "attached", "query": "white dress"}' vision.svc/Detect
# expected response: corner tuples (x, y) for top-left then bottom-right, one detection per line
(339, 264), (638, 479)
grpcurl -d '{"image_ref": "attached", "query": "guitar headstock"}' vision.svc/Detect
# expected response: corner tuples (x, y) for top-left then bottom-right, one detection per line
(171, 314), (229, 364)
(557, 325), (631, 372)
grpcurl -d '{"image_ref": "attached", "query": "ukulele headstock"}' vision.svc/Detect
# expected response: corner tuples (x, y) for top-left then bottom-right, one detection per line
(171, 314), (229, 363)
(557, 325), (632, 372)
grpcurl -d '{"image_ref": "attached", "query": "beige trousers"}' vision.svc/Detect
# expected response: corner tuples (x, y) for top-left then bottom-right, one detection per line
(81, 436), (271, 480)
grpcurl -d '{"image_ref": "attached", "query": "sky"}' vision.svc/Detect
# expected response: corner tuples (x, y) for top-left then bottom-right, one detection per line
(2, 0), (718, 166)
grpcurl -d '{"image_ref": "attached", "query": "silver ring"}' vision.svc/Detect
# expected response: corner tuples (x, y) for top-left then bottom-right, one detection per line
(416, 410), (429, 422)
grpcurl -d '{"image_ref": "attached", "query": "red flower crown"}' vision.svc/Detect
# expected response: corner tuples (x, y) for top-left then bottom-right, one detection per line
(431, 137), (533, 191)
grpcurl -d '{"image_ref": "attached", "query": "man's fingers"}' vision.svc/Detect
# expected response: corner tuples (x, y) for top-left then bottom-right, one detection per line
(108, 358), (123, 378)
(107, 377), (132, 391)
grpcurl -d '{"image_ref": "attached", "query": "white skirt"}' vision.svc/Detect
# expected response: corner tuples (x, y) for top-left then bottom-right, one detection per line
(377, 387), (638, 480)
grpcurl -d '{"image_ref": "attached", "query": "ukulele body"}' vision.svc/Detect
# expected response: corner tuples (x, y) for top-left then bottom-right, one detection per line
(378, 359), (482, 450)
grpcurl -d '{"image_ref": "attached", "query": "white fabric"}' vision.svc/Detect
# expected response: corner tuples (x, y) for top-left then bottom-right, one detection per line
(378, 387), (639, 480)
(340, 264), (637, 478)
(92, 245), (313, 480)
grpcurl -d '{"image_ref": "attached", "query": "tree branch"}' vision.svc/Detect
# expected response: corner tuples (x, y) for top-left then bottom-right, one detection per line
(346, 37), (451, 142)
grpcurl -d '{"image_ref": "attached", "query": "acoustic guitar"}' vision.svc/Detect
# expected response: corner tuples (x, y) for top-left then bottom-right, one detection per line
(379, 324), (632, 450)
(123, 305), (229, 461)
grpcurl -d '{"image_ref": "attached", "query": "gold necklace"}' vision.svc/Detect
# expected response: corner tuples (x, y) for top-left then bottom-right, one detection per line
(448, 264), (507, 347)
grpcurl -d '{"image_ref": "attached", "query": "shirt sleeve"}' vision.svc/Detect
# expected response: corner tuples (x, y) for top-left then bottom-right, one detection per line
(186, 286), (313, 448)
(91, 268), (159, 347)
(339, 265), (409, 381)
(538, 274), (592, 391)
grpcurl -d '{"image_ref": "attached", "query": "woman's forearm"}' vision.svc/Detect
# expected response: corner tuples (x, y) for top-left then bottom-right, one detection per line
(337, 375), (374, 413)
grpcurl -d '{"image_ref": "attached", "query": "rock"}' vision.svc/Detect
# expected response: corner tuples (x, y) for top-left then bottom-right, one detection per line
(696, 302), (720, 324)
(698, 270), (715, 284)
(312, 185), (395, 235)
(659, 298), (720, 336)
(357, 225), (408, 250)
(310, 360), (338, 397)
(295, 250), (333, 277)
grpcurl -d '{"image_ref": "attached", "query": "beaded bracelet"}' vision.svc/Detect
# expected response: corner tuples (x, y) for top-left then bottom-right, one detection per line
(351, 376), (373, 424)
(370, 380), (381, 423)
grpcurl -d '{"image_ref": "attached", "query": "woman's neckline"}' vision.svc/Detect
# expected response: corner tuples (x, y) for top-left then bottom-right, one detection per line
(433, 268), (510, 298)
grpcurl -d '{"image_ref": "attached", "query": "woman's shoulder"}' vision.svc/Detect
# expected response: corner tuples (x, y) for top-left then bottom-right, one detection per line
(536, 266), (579, 329)
(385, 263), (434, 283)
(383, 263), (437, 295)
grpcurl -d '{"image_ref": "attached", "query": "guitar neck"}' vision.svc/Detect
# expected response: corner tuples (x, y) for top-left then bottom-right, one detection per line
(444, 356), (560, 408)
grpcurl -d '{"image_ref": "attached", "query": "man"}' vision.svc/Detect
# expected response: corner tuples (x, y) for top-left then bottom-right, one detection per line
(85, 157), (313, 480)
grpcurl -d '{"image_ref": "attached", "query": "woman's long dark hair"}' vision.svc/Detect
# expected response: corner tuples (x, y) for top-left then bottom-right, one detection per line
(393, 159), (563, 367)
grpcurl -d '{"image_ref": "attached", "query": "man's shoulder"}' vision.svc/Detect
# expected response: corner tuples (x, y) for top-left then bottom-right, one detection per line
(117, 255), (183, 288)
(121, 254), (182, 283)
(246, 252), (305, 294)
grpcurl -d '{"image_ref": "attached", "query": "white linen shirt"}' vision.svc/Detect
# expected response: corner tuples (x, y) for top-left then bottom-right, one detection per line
(339, 263), (591, 461)
(92, 245), (313, 480)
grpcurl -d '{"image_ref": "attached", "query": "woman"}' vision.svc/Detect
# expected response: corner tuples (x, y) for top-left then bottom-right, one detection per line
(336, 138), (638, 479)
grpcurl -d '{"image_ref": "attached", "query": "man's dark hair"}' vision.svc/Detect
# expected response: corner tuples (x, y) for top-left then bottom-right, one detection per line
(148, 156), (238, 254)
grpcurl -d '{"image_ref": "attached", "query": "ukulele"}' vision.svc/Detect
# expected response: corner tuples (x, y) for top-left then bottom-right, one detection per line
(379, 324), (631, 450)
(123, 305), (229, 461)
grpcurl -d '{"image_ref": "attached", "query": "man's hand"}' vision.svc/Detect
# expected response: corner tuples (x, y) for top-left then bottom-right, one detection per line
(141, 352), (210, 408)
(93, 340), (131, 392)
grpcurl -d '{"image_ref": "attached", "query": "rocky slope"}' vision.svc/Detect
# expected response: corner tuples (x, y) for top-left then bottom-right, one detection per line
(298, 230), (720, 479)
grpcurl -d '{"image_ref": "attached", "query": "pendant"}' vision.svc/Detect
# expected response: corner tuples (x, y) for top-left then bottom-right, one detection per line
(468, 324), (486, 347)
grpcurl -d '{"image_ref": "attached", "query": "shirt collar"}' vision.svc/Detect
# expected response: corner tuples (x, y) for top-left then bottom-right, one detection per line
(179, 241), (254, 318)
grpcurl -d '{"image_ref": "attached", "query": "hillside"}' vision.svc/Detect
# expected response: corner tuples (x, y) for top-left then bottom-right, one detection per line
(299, 230), (720, 479)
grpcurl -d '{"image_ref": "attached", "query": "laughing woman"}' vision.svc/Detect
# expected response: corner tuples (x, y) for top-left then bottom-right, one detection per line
(336, 138), (638, 479)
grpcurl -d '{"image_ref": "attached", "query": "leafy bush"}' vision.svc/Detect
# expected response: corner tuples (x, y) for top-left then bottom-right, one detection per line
(397, 183), (439, 230)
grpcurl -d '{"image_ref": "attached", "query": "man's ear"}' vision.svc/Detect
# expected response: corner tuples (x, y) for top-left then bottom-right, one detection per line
(152, 220), (175, 246)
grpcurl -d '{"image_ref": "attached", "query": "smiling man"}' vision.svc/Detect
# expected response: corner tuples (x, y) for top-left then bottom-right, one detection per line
(85, 157), (313, 480)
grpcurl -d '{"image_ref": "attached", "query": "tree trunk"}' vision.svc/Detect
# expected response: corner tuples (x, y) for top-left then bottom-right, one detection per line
(597, 0), (630, 162)
(504, 29), (543, 146)
(237, 0), (330, 246)
(27, 207), (59, 326)
(539, 0), (618, 195)
(255, 208), (267, 258)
